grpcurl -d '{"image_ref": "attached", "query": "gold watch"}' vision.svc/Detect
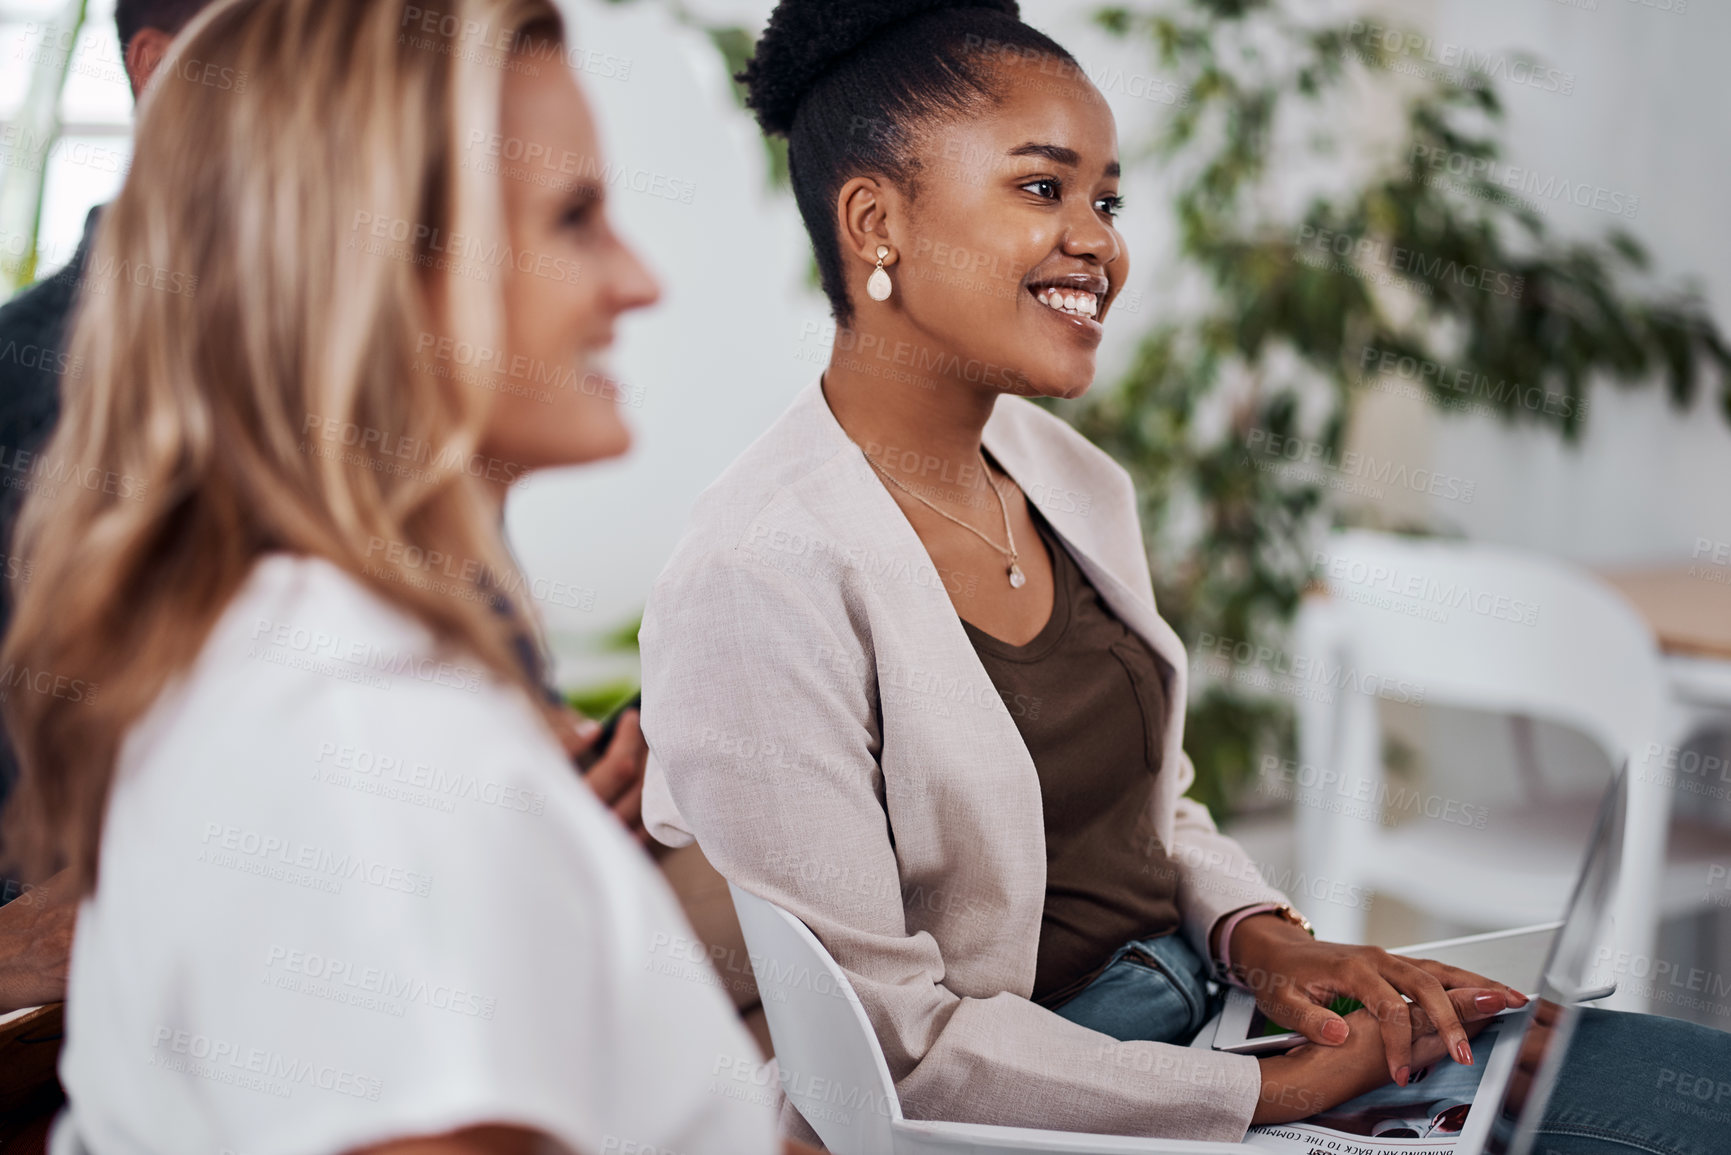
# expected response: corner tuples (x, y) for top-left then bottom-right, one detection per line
(1270, 903), (1316, 938)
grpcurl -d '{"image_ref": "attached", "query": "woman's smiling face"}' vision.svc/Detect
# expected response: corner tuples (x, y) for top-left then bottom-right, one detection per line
(873, 64), (1127, 400)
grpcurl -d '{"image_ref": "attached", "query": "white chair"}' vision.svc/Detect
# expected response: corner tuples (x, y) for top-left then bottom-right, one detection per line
(1291, 530), (1672, 1007)
(726, 881), (1252, 1155)
(727, 882), (1562, 1154)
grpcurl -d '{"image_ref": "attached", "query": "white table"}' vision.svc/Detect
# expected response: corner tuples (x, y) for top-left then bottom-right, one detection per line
(1600, 566), (1731, 761)
(1600, 568), (1731, 968)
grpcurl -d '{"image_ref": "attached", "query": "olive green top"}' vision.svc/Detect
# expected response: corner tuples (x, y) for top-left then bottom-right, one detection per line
(962, 506), (1183, 1006)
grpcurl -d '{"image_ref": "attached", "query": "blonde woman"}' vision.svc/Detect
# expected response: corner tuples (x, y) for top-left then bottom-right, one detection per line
(2, 1), (786, 1153)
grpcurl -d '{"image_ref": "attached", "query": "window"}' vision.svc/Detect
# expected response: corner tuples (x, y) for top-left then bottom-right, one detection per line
(1, 0), (132, 294)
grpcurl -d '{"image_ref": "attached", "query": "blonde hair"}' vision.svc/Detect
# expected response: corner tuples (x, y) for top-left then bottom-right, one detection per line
(2, 0), (567, 893)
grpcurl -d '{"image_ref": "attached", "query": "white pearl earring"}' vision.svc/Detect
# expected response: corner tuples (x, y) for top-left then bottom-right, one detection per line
(866, 245), (893, 302)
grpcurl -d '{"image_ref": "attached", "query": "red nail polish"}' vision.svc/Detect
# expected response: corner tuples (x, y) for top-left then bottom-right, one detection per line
(1395, 1065), (1410, 1086)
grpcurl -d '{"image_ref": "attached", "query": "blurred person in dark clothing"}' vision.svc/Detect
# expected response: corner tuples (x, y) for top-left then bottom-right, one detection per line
(0, 0), (205, 1016)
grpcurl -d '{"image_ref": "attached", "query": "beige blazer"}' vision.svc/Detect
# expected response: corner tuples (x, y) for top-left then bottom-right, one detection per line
(640, 379), (1290, 1143)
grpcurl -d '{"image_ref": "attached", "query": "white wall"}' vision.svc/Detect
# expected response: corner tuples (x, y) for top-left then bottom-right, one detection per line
(1374, 0), (1731, 565)
(506, 0), (821, 685)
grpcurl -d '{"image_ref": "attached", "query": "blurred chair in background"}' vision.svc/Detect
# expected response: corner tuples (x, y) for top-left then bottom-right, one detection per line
(1290, 530), (1727, 1011)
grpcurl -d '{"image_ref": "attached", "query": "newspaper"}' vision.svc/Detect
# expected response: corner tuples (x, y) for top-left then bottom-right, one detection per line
(1242, 1018), (1509, 1154)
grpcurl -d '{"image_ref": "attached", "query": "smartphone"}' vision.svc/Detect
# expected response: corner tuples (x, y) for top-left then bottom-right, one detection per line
(1214, 989), (1359, 1055)
(574, 691), (641, 772)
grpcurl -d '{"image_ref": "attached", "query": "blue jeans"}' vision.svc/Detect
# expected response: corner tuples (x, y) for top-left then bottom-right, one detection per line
(1056, 936), (1731, 1155)
(1531, 1009), (1731, 1155)
(1047, 932), (1219, 1045)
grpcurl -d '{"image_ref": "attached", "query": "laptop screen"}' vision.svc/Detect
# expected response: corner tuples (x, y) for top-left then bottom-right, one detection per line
(1484, 764), (1627, 1155)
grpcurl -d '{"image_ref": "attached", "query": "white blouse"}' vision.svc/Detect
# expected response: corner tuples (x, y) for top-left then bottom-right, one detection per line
(54, 555), (777, 1155)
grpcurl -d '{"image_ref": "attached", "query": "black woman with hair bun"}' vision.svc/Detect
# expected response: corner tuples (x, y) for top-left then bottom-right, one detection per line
(639, 1), (1723, 1149)
(640, 0), (1517, 1137)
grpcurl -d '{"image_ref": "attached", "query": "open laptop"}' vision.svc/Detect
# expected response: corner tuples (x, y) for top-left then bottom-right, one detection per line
(1471, 761), (1626, 1155)
(1228, 764), (1628, 1155)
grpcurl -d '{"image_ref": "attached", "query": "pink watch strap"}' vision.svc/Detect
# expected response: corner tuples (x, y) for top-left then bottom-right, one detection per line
(1216, 902), (1283, 989)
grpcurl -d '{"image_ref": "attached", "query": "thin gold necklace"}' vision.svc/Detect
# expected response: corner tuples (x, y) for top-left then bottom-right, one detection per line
(863, 448), (1026, 589)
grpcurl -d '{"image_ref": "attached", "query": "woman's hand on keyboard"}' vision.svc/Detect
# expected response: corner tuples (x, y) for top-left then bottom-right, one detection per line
(1227, 913), (1527, 1087)
(1250, 987), (1510, 1125)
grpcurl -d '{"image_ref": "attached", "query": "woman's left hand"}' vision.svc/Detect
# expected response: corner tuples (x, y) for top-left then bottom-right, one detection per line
(1224, 912), (1529, 1086)
(554, 706), (650, 847)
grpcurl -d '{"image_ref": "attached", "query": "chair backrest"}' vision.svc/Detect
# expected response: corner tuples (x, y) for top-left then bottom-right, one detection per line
(1302, 529), (1663, 774)
(728, 882), (903, 1154)
(1294, 531), (1670, 984)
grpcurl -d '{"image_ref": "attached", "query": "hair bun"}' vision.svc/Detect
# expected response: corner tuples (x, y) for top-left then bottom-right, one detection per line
(741, 0), (1021, 136)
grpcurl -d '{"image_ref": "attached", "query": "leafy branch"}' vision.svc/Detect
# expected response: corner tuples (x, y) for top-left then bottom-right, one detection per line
(1067, 0), (1730, 813)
